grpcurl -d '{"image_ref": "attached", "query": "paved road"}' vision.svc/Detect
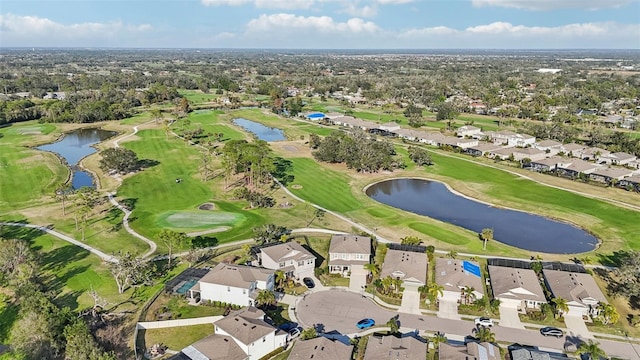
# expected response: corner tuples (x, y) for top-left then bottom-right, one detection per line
(296, 289), (640, 359)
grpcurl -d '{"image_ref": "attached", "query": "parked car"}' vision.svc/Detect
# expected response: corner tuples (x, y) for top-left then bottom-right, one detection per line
(303, 277), (315, 289)
(289, 326), (302, 338)
(356, 318), (375, 329)
(539, 327), (564, 338)
(474, 317), (494, 327)
(279, 322), (296, 332)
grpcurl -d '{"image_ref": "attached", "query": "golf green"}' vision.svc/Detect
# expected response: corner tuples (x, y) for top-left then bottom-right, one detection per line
(157, 210), (245, 230)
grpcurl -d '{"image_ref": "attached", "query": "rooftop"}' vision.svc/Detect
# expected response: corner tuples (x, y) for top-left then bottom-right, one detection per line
(435, 258), (484, 296)
(488, 265), (545, 303)
(381, 249), (428, 285)
(542, 269), (607, 308)
(363, 334), (427, 360)
(214, 307), (276, 345)
(329, 234), (372, 255)
(261, 241), (316, 263)
(181, 334), (246, 360)
(288, 336), (353, 360)
(200, 263), (273, 289)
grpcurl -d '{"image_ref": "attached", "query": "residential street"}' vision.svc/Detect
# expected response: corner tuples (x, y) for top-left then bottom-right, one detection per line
(295, 289), (640, 360)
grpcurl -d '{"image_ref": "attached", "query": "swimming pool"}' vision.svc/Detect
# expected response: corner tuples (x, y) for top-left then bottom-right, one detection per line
(176, 279), (198, 294)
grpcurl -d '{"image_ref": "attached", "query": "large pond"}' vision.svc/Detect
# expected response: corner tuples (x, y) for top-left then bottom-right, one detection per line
(37, 128), (116, 188)
(233, 118), (286, 141)
(365, 178), (598, 254)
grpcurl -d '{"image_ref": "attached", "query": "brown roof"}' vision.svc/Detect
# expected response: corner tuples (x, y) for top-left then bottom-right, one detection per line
(560, 159), (600, 173)
(469, 143), (503, 153)
(531, 157), (570, 167)
(182, 334), (246, 360)
(381, 249), (428, 285)
(364, 335), (427, 360)
(542, 269), (607, 307)
(435, 258), (484, 296)
(488, 266), (545, 303)
(261, 242), (315, 263)
(513, 148), (545, 156)
(438, 342), (499, 360)
(288, 337), (353, 360)
(214, 307), (276, 345)
(200, 263), (273, 289)
(591, 167), (634, 179)
(329, 235), (371, 255)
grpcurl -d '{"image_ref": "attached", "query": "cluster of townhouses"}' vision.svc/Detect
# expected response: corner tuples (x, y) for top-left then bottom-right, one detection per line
(169, 235), (608, 360)
(304, 113), (640, 190)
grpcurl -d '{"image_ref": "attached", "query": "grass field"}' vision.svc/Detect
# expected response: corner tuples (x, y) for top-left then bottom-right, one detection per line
(141, 324), (214, 351)
(156, 210), (245, 230)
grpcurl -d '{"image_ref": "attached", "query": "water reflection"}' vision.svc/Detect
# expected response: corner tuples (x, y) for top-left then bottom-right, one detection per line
(366, 178), (598, 254)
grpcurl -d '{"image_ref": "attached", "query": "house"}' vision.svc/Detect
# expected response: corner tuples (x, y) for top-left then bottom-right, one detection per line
(181, 334), (247, 360)
(509, 346), (569, 360)
(364, 334), (427, 360)
(530, 157), (571, 172)
(559, 143), (586, 158)
(259, 241), (316, 279)
(417, 132), (447, 146)
(506, 133), (536, 148)
(488, 147), (515, 160)
(488, 265), (546, 311)
(534, 140), (563, 155)
(192, 263), (274, 307)
(395, 128), (423, 141)
(438, 341), (500, 360)
(512, 148), (546, 162)
(601, 152), (637, 166)
(435, 258), (484, 304)
(542, 269), (607, 317)
(466, 143), (503, 157)
(556, 159), (601, 177)
(379, 122), (401, 133)
(487, 130), (517, 145)
(213, 307), (287, 360)
(328, 234), (371, 275)
(456, 125), (482, 138)
(589, 167), (635, 183)
(580, 147), (610, 162)
(442, 137), (479, 150)
(381, 249), (428, 287)
(619, 175), (640, 191)
(288, 336), (353, 360)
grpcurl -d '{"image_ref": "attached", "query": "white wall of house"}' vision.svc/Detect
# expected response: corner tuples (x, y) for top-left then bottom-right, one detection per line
(215, 326), (287, 360)
(200, 282), (253, 307)
(507, 137), (536, 147)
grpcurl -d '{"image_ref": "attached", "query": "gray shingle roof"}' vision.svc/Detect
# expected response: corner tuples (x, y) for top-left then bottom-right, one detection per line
(214, 307), (276, 345)
(329, 235), (371, 255)
(381, 249), (428, 285)
(199, 263), (273, 289)
(288, 336), (353, 360)
(261, 242), (315, 263)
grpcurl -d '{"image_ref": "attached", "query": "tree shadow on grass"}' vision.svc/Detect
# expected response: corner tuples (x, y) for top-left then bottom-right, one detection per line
(120, 198), (138, 211)
(0, 220), (45, 244)
(191, 236), (218, 249)
(596, 250), (632, 267)
(39, 244), (91, 272)
(139, 159), (160, 169)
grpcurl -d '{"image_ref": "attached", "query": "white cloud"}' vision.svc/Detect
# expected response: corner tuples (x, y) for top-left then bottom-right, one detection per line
(377, 0), (414, 4)
(201, 0), (315, 8)
(471, 0), (633, 10)
(341, 4), (378, 17)
(246, 13), (380, 33)
(0, 13), (152, 46)
(399, 26), (458, 37)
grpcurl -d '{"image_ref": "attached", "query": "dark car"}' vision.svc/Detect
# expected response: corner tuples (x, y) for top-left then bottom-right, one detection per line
(540, 327), (564, 338)
(356, 318), (375, 329)
(279, 322), (296, 332)
(303, 277), (315, 288)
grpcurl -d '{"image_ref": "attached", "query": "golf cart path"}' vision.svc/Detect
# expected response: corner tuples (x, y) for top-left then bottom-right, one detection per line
(0, 222), (117, 263)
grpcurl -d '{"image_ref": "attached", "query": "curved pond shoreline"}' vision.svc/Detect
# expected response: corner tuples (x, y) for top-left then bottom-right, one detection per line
(232, 118), (286, 142)
(36, 128), (116, 189)
(365, 177), (599, 254)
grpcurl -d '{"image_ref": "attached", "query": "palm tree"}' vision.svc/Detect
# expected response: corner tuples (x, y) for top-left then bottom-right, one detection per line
(447, 250), (458, 259)
(427, 283), (444, 302)
(392, 278), (403, 294)
(577, 340), (606, 360)
(597, 303), (619, 325)
(274, 270), (286, 291)
(381, 276), (394, 295)
(254, 289), (276, 309)
(364, 263), (380, 277)
(430, 332), (447, 351)
(386, 316), (399, 334)
(462, 286), (476, 305)
(475, 327), (496, 343)
(480, 228), (493, 250)
(552, 297), (569, 319)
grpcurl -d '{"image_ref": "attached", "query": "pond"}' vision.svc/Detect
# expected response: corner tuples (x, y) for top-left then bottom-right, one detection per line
(365, 178), (598, 254)
(37, 128), (116, 188)
(233, 118), (286, 142)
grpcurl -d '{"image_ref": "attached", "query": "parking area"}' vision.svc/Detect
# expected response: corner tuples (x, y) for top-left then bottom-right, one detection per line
(437, 298), (461, 320)
(348, 266), (368, 293)
(398, 284), (422, 315)
(564, 314), (593, 339)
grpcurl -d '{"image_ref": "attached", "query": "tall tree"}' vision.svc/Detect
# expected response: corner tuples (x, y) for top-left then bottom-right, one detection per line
(386, 316), (400, 335)
(552, 297), (569, 319)
(474, 327), (496, 343)
(427, 283), (444, 302)
(364, 263), (380, 277)
(480, 228), (493, 250)
(577, 340), (606, 360)
(462, 286), (476, 305)
(400, 236), (422, 245)
(596, 303), (619, 325)
(108, 252), (151, 294)
(98, 147), (140, 174)
(254, 289), (276, 309)
(158, 229), (188, 268)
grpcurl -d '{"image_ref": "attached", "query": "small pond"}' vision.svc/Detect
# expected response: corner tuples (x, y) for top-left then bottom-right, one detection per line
(365, 178), (598, 254)
(233, 118), (286, 142)
(37, 128), (116, 188)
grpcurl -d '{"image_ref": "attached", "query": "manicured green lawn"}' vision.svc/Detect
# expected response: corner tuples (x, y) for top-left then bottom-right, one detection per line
(287, 158), (362, 213)
(179, 89), (220, 104)
(0, 122), (68, 212)
(141, 324), (214, 351)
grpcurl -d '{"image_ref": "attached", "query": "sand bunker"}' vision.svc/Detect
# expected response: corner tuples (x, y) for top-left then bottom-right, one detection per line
(198, 203), (216, 211)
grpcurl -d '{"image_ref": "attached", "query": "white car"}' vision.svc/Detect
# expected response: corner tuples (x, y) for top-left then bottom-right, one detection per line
(474, 317), (494, 327)
(288, 327), (302, 338)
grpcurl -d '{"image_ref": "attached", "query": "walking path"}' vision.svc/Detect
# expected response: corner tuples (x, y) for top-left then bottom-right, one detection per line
(107, 193), (157, 259)
(0, 222), (117, 263)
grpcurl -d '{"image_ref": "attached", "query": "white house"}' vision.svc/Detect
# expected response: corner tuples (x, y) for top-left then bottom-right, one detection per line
(506, 133), (536, 148)
(456, 125), (482, 138)
(435, 258), (484, 304)
(193, 263), (274, 307)
(601, 152), (637, 166)
(260, 241), (316, 279)
(328, 234), (371, 275)
(512, 147), (546, 162)
(488, 265), (546, 312)
(542, 269), (608, 318)
(214, 307), (287, 360)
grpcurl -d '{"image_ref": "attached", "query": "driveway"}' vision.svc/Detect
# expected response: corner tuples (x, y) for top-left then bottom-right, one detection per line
(294, 289), (638, 359)
(438, 299), (461, 320)
(349, 266), (368, 293)
(398, 284), (422, 315)
(498, 304), (525, 329)
(564, 314), (593, 339)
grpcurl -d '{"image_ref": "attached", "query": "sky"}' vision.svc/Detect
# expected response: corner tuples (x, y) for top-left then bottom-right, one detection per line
(1, 0), (639, 49)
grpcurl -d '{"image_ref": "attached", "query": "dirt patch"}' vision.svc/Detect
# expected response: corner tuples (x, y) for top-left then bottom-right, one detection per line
(198, 203), (216, 211)
(283, 145), (299, 153)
